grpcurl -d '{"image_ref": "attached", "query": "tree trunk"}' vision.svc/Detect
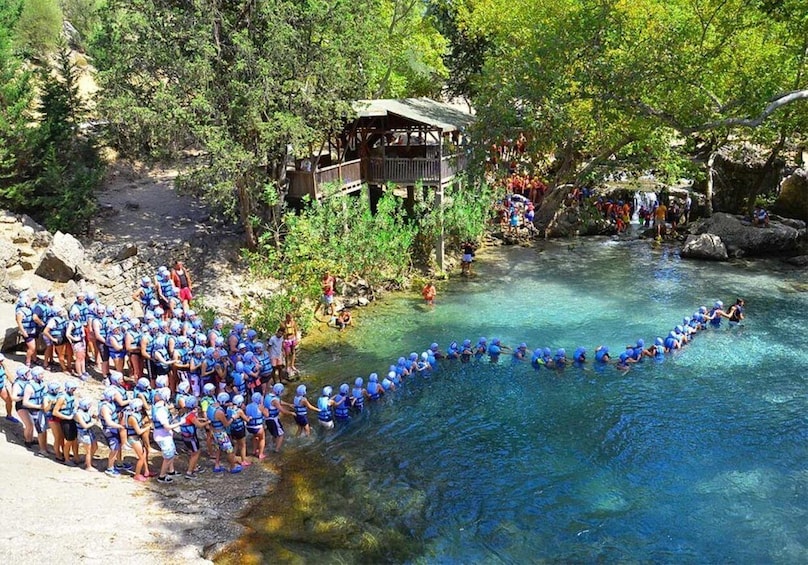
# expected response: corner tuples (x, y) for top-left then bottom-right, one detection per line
(705, 151), (716, 216)
(236, 175), (258, 251)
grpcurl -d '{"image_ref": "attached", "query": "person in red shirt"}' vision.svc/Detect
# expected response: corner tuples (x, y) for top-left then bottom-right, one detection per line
(170, 261), (193, 309)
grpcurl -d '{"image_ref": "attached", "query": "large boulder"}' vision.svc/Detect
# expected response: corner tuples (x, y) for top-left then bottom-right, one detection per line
(772, 169), (808, 221)
(681, 234), (728, 261)
(34, 231), (86, 282)
(693, 212), (802, 256)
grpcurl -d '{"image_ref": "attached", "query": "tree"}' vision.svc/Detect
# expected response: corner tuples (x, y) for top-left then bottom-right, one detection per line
(461, 0), (808, 205)
(94, 0), (450, 249)
(0, 15), (36, 212)
(30, 44), (101, 232)
(14, 0), (63, 57)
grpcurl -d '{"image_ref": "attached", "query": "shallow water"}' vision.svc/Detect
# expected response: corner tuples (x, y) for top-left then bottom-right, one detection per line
(239, 239), (808, 563)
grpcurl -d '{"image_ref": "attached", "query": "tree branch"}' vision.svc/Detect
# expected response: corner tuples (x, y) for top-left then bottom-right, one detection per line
(685, 89), (808, 133)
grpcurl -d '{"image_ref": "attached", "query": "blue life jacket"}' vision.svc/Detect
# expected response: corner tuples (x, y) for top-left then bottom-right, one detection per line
(139, 285), (155, 307)
(293, 395), (307, 417)
(317, 396), (332, 421)
(43, 392), (59, 417)
(99, 400), (118, 430)
(334, 394), (350, 419)
(264, 394), (280, 418)
(126, 410), (143, 437)
(49, 316), (67, 343)
(245, 403), (264, 429)
(228, 407), (245, 432)
(367, 382), (381, 400)
(232, 372), (247, 395)
(351, 387), (365, 411)
(157, 274), (174, 298)
(26, 380), (45, 409)
(17, 306), (36, 335)
(258, 353), (273, 376)
(179, 412), (196, 438)
(60, 394), (76, 418)
(151, 404), (167, 430)
(207, 405), (225, 430)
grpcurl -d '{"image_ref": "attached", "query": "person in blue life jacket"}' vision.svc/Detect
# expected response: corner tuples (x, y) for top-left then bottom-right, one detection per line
(15, 293), (38, 367)
(152, 387), (183, 483)
(366, 373), (385, 400)
(228, 394), (251, 468)
(429, 342), (445, 360)
(513, 343), (529, 361)
(23, 366), (48, 457)
(333, 383), (351, 423)
(244, 392), (266, 459)
(530, 348), (545, 370)
(664, 331), (680, 353)
(351, 377), (369, 413)
(381, 373), (396, 392)
(594, 345), (611, 364)
(292, 384), (320, 437)
(460, 339), (473, 363)
(488, 338), (510, 363)
(208, 392), (242, 474)
(52, 379), (80, 466)
(474, 337), (488, 359)
(706, 300), (726, 328)
(75, 398), (98, 471)
(262, 383), (293, 453)
(572, 347), (587, 367)
(554, 348), (568, 370)
(125, 398), (152, 481)
(317, 386), (337, 430)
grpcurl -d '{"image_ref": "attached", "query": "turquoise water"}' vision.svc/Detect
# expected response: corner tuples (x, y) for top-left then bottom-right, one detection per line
(264, 240), (808, 563)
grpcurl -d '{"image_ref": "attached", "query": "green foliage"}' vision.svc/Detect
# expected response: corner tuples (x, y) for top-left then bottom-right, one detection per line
(59, 0), (104, 49)
(0, 24), (35, 210)
(411, 176), (499, 264)
(30, 44), (102, 232)
(461, 0), (808, 191)
(14, 0), (63, 56)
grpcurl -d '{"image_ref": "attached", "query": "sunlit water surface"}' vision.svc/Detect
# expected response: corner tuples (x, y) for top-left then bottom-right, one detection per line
(244, 240), (808, 563)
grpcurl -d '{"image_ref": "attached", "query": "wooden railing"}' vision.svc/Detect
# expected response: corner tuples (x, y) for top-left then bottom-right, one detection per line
(314, 159), (362, 189)
(368, 153), (466, 185)
(288, 153), (467, 199)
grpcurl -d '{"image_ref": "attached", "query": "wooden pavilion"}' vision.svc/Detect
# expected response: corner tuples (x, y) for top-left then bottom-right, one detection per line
(287, 97), (473, 199)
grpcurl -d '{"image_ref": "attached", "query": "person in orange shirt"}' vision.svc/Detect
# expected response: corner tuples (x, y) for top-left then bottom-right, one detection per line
(422, 281), (437, 307)
(654, 202), (668, 238)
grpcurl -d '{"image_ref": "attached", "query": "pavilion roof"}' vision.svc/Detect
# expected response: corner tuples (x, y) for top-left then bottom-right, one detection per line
(353, 98), (474, 133)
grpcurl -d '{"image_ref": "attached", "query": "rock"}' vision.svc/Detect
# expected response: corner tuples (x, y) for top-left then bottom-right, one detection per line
(114, 244), (138, 262)
(62, 280), (81, 301)
(357, 297), (369, 307)
(681, 234), (728, 261)
(7, 276), (31, 295)
(7, 264), (24, 278)
(772, 169), (808, 221)
(35, 231), (86, 282)
(0, 211), (16, 223)
(19, 214), (46, 233)
(19, 257), (36, 271)
(693, 212), (802, 256)
(62, 20), (82, 49)
(0, 245), (17, 268)
(785, 255), (808, 267)
(0, 303), (20, 352)
(32, 231), (52, 248)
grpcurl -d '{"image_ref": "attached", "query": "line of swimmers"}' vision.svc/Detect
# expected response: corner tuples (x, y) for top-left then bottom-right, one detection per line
(3, 291), (745, 483)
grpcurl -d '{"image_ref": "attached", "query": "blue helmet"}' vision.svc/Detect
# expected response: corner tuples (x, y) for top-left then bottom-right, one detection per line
(339, 383), (349, 395)
(296, 385), (307, 396)
(355, 377), (363, 387)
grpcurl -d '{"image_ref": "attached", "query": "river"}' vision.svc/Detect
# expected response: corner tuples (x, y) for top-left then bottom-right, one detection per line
(224, 238), (808, 563)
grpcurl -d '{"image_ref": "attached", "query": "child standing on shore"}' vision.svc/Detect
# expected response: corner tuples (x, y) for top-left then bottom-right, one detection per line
(422, 281), (436, 307)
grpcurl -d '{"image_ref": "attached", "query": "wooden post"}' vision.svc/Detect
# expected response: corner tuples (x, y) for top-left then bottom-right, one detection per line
(435, 183), (445, 271)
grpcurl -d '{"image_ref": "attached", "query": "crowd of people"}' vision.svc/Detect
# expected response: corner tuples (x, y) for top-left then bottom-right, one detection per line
(3, 257), (746, 485)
